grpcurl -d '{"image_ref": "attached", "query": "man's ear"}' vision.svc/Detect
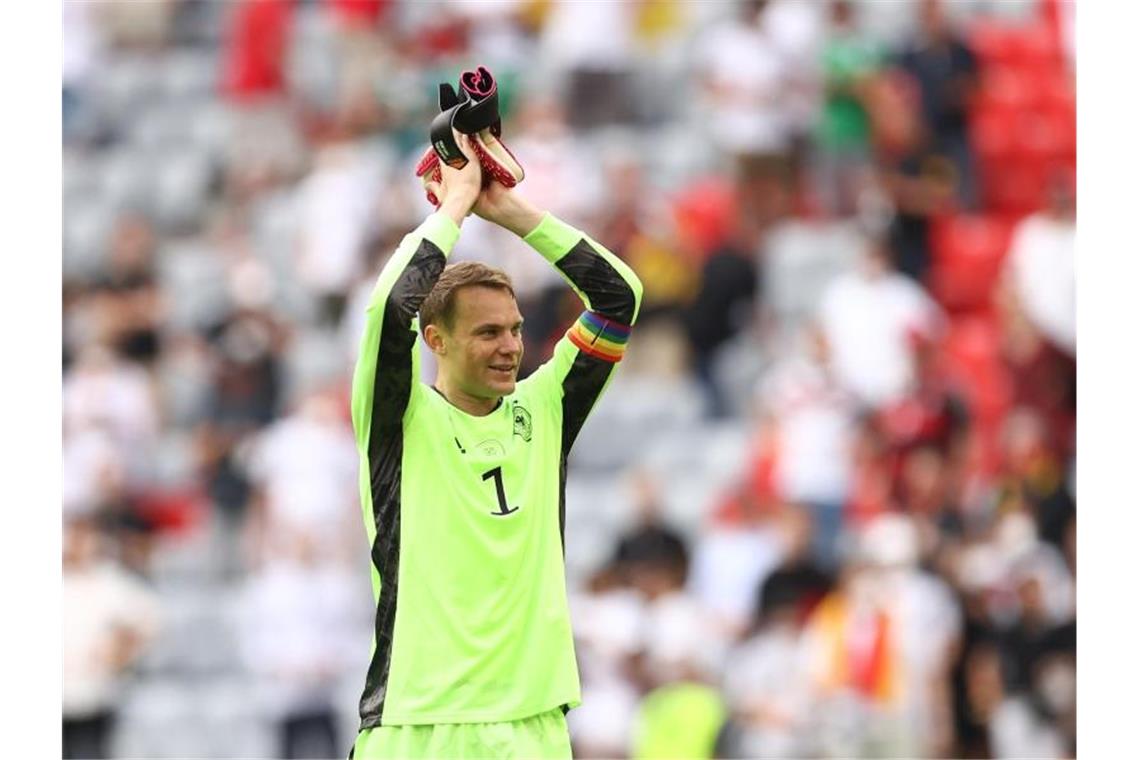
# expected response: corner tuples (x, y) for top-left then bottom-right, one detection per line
(424, 322), (447, 355)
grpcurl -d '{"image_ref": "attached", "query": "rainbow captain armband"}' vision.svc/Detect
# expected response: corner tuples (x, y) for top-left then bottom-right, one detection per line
(567, 312), (631, 362)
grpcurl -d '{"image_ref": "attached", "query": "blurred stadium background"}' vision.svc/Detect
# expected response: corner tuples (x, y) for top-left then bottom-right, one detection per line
(61, 0), (1076, 757)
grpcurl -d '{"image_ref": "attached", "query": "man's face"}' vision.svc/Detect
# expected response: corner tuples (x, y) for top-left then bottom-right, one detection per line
(432, 285), (524, 400)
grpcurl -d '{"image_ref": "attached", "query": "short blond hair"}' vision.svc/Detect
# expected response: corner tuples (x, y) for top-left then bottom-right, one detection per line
(420, 261), (516, 334)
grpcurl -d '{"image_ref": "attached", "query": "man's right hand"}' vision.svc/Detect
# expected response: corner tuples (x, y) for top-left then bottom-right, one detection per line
(432, 132), (483, 226)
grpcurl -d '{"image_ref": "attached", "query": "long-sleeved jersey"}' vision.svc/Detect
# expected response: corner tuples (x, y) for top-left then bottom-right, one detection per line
(350, 211), (643, 728)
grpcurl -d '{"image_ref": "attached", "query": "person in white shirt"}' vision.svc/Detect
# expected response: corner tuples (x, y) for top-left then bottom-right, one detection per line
(243, 385), (360, 567)
(1001, 168), (1076, 357)
(694, 0), (794, 161)
(238, 530), (367, 760)
(818, 235), (944, 409)
(63, 516), (162, 759)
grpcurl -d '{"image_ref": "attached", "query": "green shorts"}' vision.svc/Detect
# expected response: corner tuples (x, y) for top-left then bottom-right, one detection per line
(350, 707), (572, 759)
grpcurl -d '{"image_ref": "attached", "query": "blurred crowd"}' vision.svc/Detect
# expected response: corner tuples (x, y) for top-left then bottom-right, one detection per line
(62, 0), (1075, 758)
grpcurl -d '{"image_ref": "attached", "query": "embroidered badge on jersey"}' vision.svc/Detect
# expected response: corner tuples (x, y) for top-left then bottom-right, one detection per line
(512, 402), (532, 442)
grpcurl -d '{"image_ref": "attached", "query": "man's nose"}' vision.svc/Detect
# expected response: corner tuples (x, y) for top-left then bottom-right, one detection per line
(498, 335), (521, 355)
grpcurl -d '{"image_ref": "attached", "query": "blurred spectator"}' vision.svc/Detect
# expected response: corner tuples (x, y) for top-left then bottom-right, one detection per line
(683, 212), (760, 418)
(540, 0), (637, 129)
(874, 516), (962, 757)
(615, 179), (710, 325)
(238, 531), (363, 759)
(1000, 166), (1075, 357)
(875, 330), (972, 548)
(801, 514), (961, 758)
(814, 0), (884, 216)
(594, 142), (654, 258)
(985, 516), (1075, 758)
(894, 0), (980, 210)
(694, 1), (793, 168)
(626, 494), (730, 755)
(817, 234), (944, 408)
(998, 167), (1076, 460)
(761, 0), (825, 147)
(98, 0), (176, 51)
(754, 326), (856, 568)
(877, 96), (959, 282)
(64, 342), (161, 488)
(694, 0), (802, 226)
(327, 0), (391, 29)
(716, 511), (830, 758)
(195, 309), (286, 531)
(688, 499), (786, 641)
(994, 408), (1075, 555)
(568, 563), (644, 758)
(222, 0), (294, 103)
(243, 384), (359, 568)
(63, 516), (161, 760)
(89, 213), (166, 366)
(630, 681), (726, 760)
(295, 136), (387, 325)
(62, 0), (102, 141)
(64, 424), (127, 519)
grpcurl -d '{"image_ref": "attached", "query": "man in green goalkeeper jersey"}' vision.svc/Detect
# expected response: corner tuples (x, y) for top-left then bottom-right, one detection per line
(348, 133), (643, 758)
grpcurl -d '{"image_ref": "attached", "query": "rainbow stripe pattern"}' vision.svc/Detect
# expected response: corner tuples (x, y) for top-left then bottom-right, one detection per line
(567, 311), (631, 362)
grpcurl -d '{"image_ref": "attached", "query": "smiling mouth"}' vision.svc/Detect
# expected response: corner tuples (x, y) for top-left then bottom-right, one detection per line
(490, 365), (516, 374)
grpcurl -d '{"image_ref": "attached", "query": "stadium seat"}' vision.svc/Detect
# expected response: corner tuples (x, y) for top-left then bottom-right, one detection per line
(969, 105), (1018, 169)
(160, 49), (220, 102)
(1021, 66), (1073, 110)
(99, 148), (157, 213)
(1006, 22), (1064, 70)
(187, 101), (235, 161)
(63, 197), (116, 278)
(92, 55), (162, 132)
(126, 104), (181, 150)
(153, 147), (215, 233)
(981, 159), (1048, 217)
(114, 679), (204, 759)
(941, 315), (1014, 475)
(63, 151), (99, 205)
(928, 214), (1016, 313)
(197, 678), (274, 758)
(1012, 109), (1074, 165)
(970, 20), (1020, 68)
(1038, 74), (1076, 116)
(976, 66), (1035, 112)
(157, 240), (231, 330)
(763, 220), (862, 333)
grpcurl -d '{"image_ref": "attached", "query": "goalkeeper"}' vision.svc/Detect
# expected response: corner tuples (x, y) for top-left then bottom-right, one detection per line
(348, 132), (643, 758)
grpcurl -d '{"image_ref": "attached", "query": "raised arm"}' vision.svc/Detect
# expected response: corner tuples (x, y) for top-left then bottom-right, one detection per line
(351, 135), (482, 448)
(474, 185), (643, 449)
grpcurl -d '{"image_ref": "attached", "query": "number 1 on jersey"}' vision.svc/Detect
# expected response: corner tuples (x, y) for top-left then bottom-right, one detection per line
(482, 467), (519, 516)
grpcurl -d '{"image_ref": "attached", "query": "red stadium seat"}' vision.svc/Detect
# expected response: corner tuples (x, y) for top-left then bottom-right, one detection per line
(981, 160), (1049, 217)
(970, 21), (1020, 68)
(941, 315), (1014, 474)
(1007, 22), (1064, 70)
(976, 66), (1035, 112)
(1022, 66), (1073, 110)
(970, 106), (1018, 169)
(928, 214), (1016, 314)
(1038, 73), (1076, 116)
(1013, 110), (1074, 165)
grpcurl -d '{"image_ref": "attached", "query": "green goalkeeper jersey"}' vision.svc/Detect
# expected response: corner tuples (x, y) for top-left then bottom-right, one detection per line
(350, 211), (642, 729)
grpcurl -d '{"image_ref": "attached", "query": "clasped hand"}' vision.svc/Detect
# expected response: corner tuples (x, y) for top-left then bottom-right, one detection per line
(433, 132), (542, 237)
